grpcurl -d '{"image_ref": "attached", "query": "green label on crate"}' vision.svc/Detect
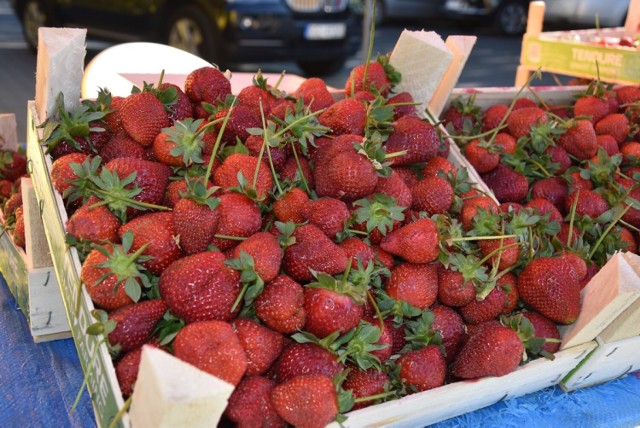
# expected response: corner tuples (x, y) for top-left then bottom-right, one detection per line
(521, 37), (640, 84)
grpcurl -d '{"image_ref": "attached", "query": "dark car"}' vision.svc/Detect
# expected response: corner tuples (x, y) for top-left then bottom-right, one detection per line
(9, 0), (362, 75)
(443, 0), (530, 35)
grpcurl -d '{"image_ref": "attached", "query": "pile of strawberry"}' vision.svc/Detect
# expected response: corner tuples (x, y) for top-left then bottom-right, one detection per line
(0, 149), (28, 250)
(41, 59), (617, 427)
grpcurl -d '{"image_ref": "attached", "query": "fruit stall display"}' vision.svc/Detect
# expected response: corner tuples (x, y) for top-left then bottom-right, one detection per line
(26, 29), (639, 428)
(0, 114), (69, 342)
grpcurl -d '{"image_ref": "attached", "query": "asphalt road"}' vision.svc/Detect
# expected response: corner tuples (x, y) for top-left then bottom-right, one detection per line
(0, 0), (557, 143)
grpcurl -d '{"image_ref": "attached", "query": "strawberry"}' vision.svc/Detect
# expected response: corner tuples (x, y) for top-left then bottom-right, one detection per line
(387, 91), (417, 120)
(616, 85), (640, 105)
(279, 154), (315, 190)
(464, 139), (500, 173)
(574, 95), (609, 125)
(343, 367), (389, 410)
(392, 166), (420, 188)
(115, 346), (144, 398)
(481, 103), (509, 132)
(104, 95), (125, 134)
(293, 77), (335, 113)
(373, 170), (413, 208)
(525, 198), (563, 223)
(529, 177), (569, 214)
(339, 237), (376, 267)
(282, 224), (348, 282)
(119, 91), (171, 146)
(274, 342), (343, 384)
(437, 267), (475, 307)
(431, 303), (465, 363)
(506, 107), (548, 139)
(384, 115), (439, 166)
(481, 164), (528, 203)
(345, 61), (391, 97)
(118, 212), (183, 275)
(237, 76), (278, 118)
(545, 145), (572, 174)
(232, 318), (284, 376)
(50, 152), (89, 196)
(173, 195), (220, 255)
(557, 119), (598, 160)
(410, 176), (453, 215)
(517, 256), (581, 324)
(379, 218), (439, 264)
(66, 195), (121, 244)
(513, 98), (537, 110)
(458, 284), (507, 325)
(173, 320), (248, 386)
(213, 153), (274, 202)
(225, 376), (284, 427)
(422, 156), (456, 179)
(459, 195), (499, 230)
(183, 66), (231, 108)
(565, 189), (609, 219)
(0, 150), (27, 182)
(521, 311), (561, 354)
(152, 119), (207, 167)
(272, 187), (310, 223)
(107, 299), (167, 354)
(13, 206), (25, 249)
(451, 320), (523, 378)
(494, 132), (517, 155)
(314, 148), (378, 201)
(499, 273), (519, 315)
(307, 197), (351, 240)
(318, 98), (366, 136)
(161, 82), (193, 121)
(209, 193), (262, 251)
(231, 231), (282, 283)
(99, 131), (147, 163)
(271, 375), (338, 428)
(596, 134), (620, 156)
(397, 344), (446, 392)
(566, 171), (594, 192)
(595, 113), (630, 144)
(255, 275), (307, 334)
(245, 134), (288, 172)
(477, 235), (520, 270)
(214, 105), (261, 144)
(385, 262), (438, 310)
(158, 251), (241, 323)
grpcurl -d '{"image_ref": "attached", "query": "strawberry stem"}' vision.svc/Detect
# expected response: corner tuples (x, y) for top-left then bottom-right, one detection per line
(588, 204), (632, 260)
(291, 145), (311, 195)
(107, 396), (132, 428)
(258, 101), (283, 195)
(213, 234), (247, 241)
(354, 390), (395, 403)
(204, 98), (237, 184)
(449, 234), (517, 242)
(366, 290), (385, 334)
(383, 150), (408, 159)
(91, 189), (171, 212)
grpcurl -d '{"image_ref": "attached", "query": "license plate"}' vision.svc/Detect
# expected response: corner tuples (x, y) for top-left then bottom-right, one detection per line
(304, 23), (347, 40)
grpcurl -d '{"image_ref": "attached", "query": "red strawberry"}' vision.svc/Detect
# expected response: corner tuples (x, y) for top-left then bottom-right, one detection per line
(380, 218), (440, 264)
(13, 206), (25, 249)
(499, 273), (519, 315)
(119, 92), (171, 146)
(104, 95), (125, 134)
(213, 153), (274, 202)
(49, 123), (111, 159)
(232, 318), (284, 376)
(387, 91), (417, 120)
(173, 320), (248, 386)
(160, 82), (193, 121)
(237, 83), (278, 119)
(0, 179), (12, 200)
(385, 262), (438, 310)
(345, 61), (391, 97)
(478, 235), (520, 270)
(565, 189), (609, 219)
(279, 154), (315, 190)
(225, 376), (284, 427)
(293, 77), (335, 113)
(521, 311), (561, 354)
(66, 195), (121, 244)
(422, 156), (456, 178)
(274, 342), (343, 384)
(245, 134), (288, 172)
(506, 107), (548, 139)
(282, 224), (348, 282)
(545, 145), (572, 174)
(557, 119), (598, 160)
(343, 367), (389, 410)
(431, 303), (465, 363)
(392, 166), (420, 188)
(99, 131), (147, 163)
(214, 105), (261, 144)
(209, 193), (262, 251)
(410, 175), (454, 215)
(50, 152), (89, 196)
(513, 98), (537, 110)
(115, 346), (144, 398)
(397, 345), (446, 392)
(339, 237), (376, 268)
(159, 251), (241, 322)
(314, 148), (378, 201)
(481, 103), (509, 132)
(530, 177), (568, 214)
(184, 66), (231, 109)
(616, 85), (640, 105)
(574, 95), (610, 125)
(173, 196), (220, 255)
(451, 320), (523, 378)
(595, 113), (630, 144)
(118, 212), (183, 275)
(437, 267), (475, 307)
(464, 139), (500, 173)
(481, 164), (528, 203)
(318, 98), (366, 136)
(306, 197), (350, 240)
(273, 187), (310, 223)
(494, 132), (517, 155)
(107, 299), (167, 354)
(525, 198), (563, 223)
(597, 134), (620, 156)
(373, 169), (413, 207)
(458, 284), (507, 325)
(517, 256), (581, 324)
(460, 195), (499, 230)
(384, 115), (439, 166)
(303, 280), (365, 338)
(271, 375), (338, 428)
(0, 150), (27, 182)
(255, 275), (307, 334)
(232, 231), (282, 283)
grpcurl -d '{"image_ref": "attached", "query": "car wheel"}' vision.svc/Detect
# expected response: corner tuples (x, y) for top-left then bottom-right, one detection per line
(21, 0), (49, 51)
(297, 56), (346, 77)
(495, 0), (528, 36)
(165, 5), (224, 67)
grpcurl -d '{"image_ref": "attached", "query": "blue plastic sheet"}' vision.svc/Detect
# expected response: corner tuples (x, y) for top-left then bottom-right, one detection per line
(1, 273), (639, 427)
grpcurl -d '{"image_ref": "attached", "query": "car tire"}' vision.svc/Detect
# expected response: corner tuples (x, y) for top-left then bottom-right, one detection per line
(297, 56), (346, 77)
(494, 0), (528, 36)
(21, 0), (50, 52)
(164, 5), (225, 67)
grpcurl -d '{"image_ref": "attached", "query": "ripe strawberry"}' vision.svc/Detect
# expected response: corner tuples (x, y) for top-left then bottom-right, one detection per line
(481, 164), (528, 203)
(183, 66), (231, 108)
(271, 374), (338, 428)
(459, 195), (499, 230)
(422, 156), (456, 179)
(517, 256), (581, 324)
(499, 272), (519, 315)
(245, 134), (288, 172)
(237, 82), (278, 119)
(437, 267), (475, 307)
(557, 119), (598, 160)
(173, 195), (220, 255)
(173, 320), (248, 386)
(107, 299), (167, 354)
(595, 113), (630, 144)
(431, 303), (465, 363)
(314, 148), (379, 201)
(397, 344), (446, 392)
(410, 175), (454, 215)
(345, 61), (391, 97)
(232, 318), (284, 376)
(66, 195), (121, 244)
(255, 275), (307, 334)
(385, 262), (438, 310)
(521, 311), (561, 354)
(380, 218), (439, 264)
(384, 115), (439, 166)
(50, 152), (89, 196)
(525, 198), (563, 223)
(99, 131), (147, 163)
(339, 237), (376, 267)
(477, 235), (520, 270)
(387, 91), (417, 120)
(293, 77), (335, 113)
(0, 150), (27, 182)
(506, 107), (548, 139)
(615, 85), (640, 105)
(530, 177), (568, 214)
(481, 103), (509, 132)
(306, 197), (350, 240)
(494, 132), (517, 155)
(225, 376), (284, 427)
(115, 346), (144, 398)
(343, 366), (389, 410)
(104, 95), (125, 134)
(318, 98), (366, 136)
(596, 134), (620, 156)
(13, 206), (25, 249)
(273, 187), (310, 223)
(213, 153), (274, 202)
(565, 189), (609, 219)
(231, 231), (282, 283)
(442, 99), (480, 134)
(214, 105), (261, 144)
(458, 284), (507, 325)
(279, 154), (315, 190)
(161, 82), (193, 121)
(209, 193), (262, 251)
(513, 98), (537, 110)
(119, 92), (171, 146)
(574, 95), (609, 125)
(159, 251), (241, 322)
(282, 224), (348, 282)
(464, 139), (500, 173)
(274, 342), (343, 384)
(451, 320), (523, 378)
(545, 145), (572, 174)
(566, 171), (594, 192)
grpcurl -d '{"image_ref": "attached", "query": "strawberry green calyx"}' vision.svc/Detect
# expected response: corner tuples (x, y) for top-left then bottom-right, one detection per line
(179, 178), (220, 210)
(376, 290), (421, 327)
(226, 250), (265, 312)
(501, 313), (558, 361)
(365, 96), (396, 139)
(65, 156), (102, 206)
(132, 69), (178, 111)
(164, 118), (207, 166)
(376, 54), (401, 88)
(353, 193), (405, 236)
(333, 321), (388, 371)
(581, 149), (622, 189)
(94, 231), (152, 303)
(154, 311), (186, 348)
(402, 311), (443, 352)
(307, 263), (367, 306)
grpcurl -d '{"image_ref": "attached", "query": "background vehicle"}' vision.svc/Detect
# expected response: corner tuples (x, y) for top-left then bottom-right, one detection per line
(8, 0), (362, 75)
(372, 0), (446, 24)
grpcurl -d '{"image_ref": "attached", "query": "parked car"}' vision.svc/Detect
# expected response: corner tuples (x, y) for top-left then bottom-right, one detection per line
(8, 0), (362, 75)
(443, 0), (630, 35)
(372, 0), (447, 24)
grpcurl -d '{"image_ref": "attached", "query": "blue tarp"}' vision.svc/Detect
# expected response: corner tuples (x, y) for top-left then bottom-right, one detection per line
(1, 274), (639, 427)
